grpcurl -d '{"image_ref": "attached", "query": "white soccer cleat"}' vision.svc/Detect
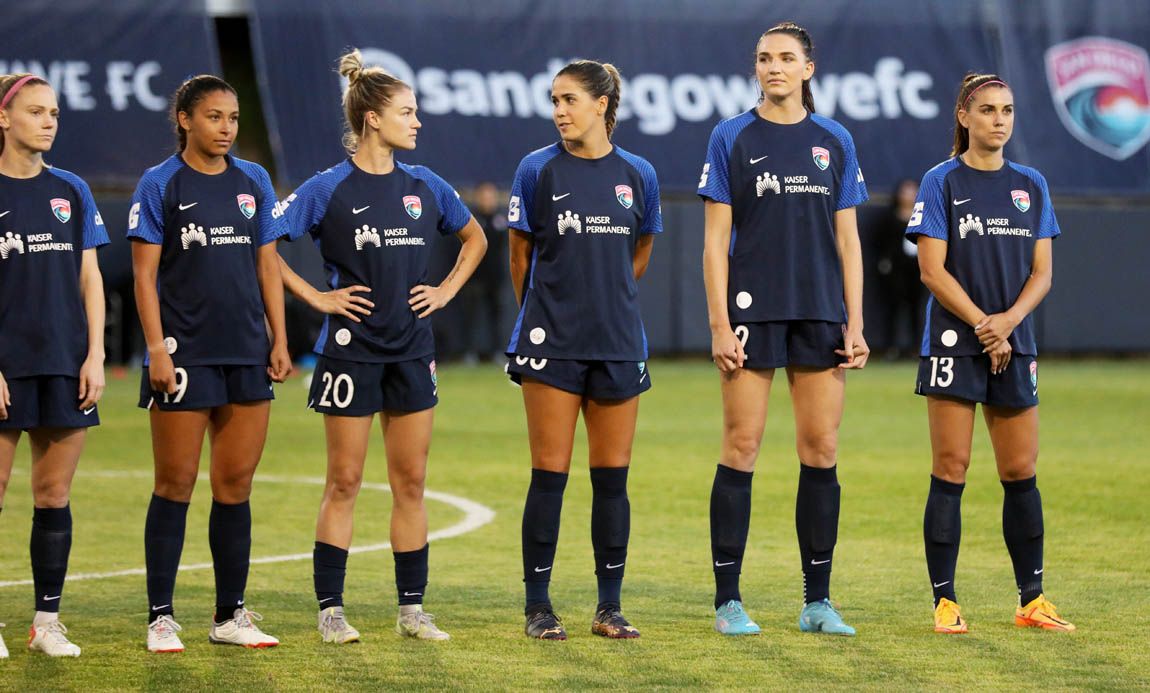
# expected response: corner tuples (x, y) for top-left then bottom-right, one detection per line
(318, 606), (361, 644)
(28, 619), (81, 657)
(0, 623), (8, 658)
(147, 615), (185, 653)
(395, 605), (450, 641)
(209, 608), (279, 648)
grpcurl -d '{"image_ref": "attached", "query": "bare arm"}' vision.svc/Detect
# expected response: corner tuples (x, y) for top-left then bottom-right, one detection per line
(916, 237), (987, 328)
(834, 207), (870, 369)
(409, 216), (488, 318)
(131, 240), (176, 394)
(702, 200), (743, 372)
(633, 234), (656, 279)
(509, 229), (533, 308)
(257, 241), (291, 382)
(76, 248), (106, 409)
(277, 253), (374, 323)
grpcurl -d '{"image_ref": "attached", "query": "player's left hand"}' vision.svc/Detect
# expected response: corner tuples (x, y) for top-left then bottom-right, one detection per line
(975, 312), (1017, 350)
(268, 342), (292, 383)
(409, 284), (454, 319)
(77, 354), (106, 410)
(837, 324), (870, 369)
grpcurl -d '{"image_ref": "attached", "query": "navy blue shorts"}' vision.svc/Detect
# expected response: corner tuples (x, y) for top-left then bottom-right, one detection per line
(734, 321), (845, 370)
(308, 355), (438, 415)
(506, 355), (651, 399)
(0, 376), (99, 430)
(915, 354), (1039, 409)
(139, 364), (274, 411)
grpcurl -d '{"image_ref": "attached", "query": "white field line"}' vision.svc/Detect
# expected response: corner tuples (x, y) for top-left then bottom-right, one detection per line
(0, 469), (495, 588)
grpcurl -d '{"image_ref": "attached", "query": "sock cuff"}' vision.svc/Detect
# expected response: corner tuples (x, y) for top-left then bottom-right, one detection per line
(530, 468), (569, 493)
(394, 543), (429, 561)
(930, 475), (966, 496)
(590, 466), (629, 493)
(715, 463), (753, 485)
(151, 493), (191, 510)
(799, 464), (838, 483)
(314, 541), (349, 559)
(210, 498), (251, 516)
(1001, 475), (1038, 494)
(32, 504), (71, 530)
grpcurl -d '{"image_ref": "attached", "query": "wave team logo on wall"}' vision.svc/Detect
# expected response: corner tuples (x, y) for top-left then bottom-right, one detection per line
(1046, 37), (1150, 160)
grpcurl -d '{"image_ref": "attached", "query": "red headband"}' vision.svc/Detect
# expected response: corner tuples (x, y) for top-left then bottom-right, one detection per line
(963, 79), (1009, 109)
(0, 75), (43, 111)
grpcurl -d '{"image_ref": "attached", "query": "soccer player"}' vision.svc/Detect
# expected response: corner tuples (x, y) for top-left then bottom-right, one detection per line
(698, 22), (869, 637)
(129, 75), (291, 652)
(276, 49), (486, 644)
(0, 73), (109, 658)
(907, 73), (1074, 634)
(507, 59), (662, 640)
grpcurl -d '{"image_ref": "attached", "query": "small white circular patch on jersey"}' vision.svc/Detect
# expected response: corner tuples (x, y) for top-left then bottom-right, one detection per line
(335, 328), (351, 346)
(163, 337), (177, 354)
(529, 327), (546, 345)
(735, 291), (753, 310)
(941, 329), (958, 347)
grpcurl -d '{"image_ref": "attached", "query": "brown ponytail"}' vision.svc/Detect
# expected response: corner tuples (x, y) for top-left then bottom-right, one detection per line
(951, 72), (1009, 157)
(556, 59), (623, 139)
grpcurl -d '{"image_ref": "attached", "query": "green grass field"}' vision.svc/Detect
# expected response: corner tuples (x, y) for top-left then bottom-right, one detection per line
(0, 360), (1147, 690)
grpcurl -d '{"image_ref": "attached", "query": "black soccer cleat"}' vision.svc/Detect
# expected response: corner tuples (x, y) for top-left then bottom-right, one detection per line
(525, 607), (567, 640)
(591, 604), (641, 639)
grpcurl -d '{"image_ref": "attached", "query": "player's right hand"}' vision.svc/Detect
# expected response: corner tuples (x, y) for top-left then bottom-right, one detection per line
(148, 350), (178, 394)
(988, 340), (1012, 375)
(0, 370), (10, 421)
(711, 326), (745, 373)
(311, 285), (374, 323)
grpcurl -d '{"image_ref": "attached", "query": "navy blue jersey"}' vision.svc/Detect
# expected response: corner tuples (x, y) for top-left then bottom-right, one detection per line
(126, 154), (285, 366)
(282, 159), (471, 362)
(906, 157), (1059, 357)
(0, 167), (108, 378)
(506, 143), (662, 360)
(697, 110), (867, 323)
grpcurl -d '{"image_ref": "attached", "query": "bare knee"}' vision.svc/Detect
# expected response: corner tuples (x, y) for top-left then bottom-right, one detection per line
(932, 448), (971, 484)
(796, 431), (838, 469)
(154, 467), (198, 503)
(390, 469), (426, 507)
(210, 466), (255, 504)
(325, 466), (364, 503)
(31, 479), (71, 508)
(723, 425), (762, 470)
(998, 452), (1038, 482)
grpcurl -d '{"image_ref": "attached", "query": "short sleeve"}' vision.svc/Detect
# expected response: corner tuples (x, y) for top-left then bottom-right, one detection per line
(1033, 172), (1060, 240)
(697, 125), (732, 205)
(507, 158), (536, 233)
(835, 130), (868, 210)
(280, 163), (349, 242)
(906, 169), (949, 241)
(70, 176), (109, 250)
(420, 169), (471, 235)
(251, 164), (287, 246)
(126, 173), (166, 245)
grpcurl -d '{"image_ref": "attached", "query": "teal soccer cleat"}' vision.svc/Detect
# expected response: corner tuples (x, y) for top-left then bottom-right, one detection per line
(714, 600), (761, 636)
(799, 599), (856, 636)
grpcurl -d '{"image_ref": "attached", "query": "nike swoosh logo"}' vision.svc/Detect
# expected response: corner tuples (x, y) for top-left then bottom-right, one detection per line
(0, 211), (9, 218)
(403, 592), (423, 596)
(352, 206), (370, 214)
(551, 193), (571, 201)
(318, 598), (335, 604)
(534, 566), (552, 573)
(933, 581), (950, 588)
(152, 604), (171, 611)
(82, 406), (96, 415)
(749, 155), (768, 164)
(639, 372), (648, 384)
(1034, 568), (1043, 575)
(810, 559), (831, 565)
(605, 562), (624, 569)
(952, 198), (971, 206)
(178, 202), (198, 210)
(43, 595), (61, 601)
(714, 561), (735, 567)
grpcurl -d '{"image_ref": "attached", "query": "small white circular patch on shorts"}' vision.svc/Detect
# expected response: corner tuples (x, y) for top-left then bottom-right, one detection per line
(335, 328), (351, 346)
(529, 327), (546, 345)
(163, 337), (177, 354)
(941, 329), (958, 347)
(735, 291), (753, 309)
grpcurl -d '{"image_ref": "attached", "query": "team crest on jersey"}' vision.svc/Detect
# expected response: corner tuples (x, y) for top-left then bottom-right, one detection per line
(1011, 190), (1031, 213)
(1046, 37), (1150, 160)
(50, 198), (71, 223)
(615, 185), (633, 209)
(811, 147), (830, 171)
(403, 195), (423, 220)
(1029, 361), (1038, 393)
(237, 194), (256, 219)
(429, 359), (438, 387)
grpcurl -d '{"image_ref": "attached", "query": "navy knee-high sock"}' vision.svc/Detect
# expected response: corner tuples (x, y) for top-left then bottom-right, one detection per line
(31, 505), (72, 613)
(209, 499), (251, 622)
(710, 464), (753, 609)
(522, 469), (568, 611)
(924, 475), (964, 605)
(395, 544), (429, 606)
(590, 467), (630, 609)
(796, 465), (840, 604)
(145, 494), (189, 622)
(1002, 476), (1044, 606)
(314, 541), (348, 609)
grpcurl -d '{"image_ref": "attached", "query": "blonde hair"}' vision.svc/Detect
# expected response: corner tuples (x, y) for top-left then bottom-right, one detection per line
(339, 49), (411, 153)
(0, 73), (50, 156)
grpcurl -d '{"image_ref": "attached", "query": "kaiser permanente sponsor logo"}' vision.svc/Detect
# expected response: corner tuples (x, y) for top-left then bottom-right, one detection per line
(358, 50), (939, 136)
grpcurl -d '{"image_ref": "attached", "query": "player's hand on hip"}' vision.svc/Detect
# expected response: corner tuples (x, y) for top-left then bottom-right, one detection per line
(988, 340), (1012, 375)
(77, 354), (106, 410)
(313, 285), (373, 323)
(837, 323), (870, 369)
(267, 342), (293, 383)
(975, 312), (1016, 350)
(711, 326), (745, 373)
(0, 371), (9, 420)
(148, 351), (178, 394)
(408, 284), (454, 319)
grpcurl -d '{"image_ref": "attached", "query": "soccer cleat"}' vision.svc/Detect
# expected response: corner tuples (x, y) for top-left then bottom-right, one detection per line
(591, 605), (641, 639)
(799, 599), (856, 636)
(1015, 594), (1075, 632)
(0, 623), (8, 659)
(524, 607), (567, 640)
(933, 598), (969, 634)
(209, 608), (280, 648)
(27, 619), (81, 657)
(395, 605), (450, 641)
(147, 615), (185, 653)
(714, 600), (761, 636)
(319, 606), (360, 644)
